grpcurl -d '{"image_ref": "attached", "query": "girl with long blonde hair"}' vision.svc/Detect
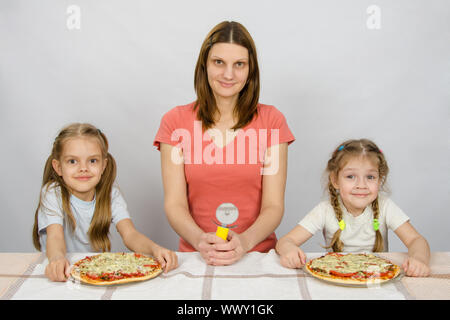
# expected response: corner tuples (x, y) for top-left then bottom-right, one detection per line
(33, 123), (177, 281)
(276, 139), (430, 277)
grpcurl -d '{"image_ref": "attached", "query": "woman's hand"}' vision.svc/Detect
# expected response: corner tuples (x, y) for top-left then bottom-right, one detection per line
(206, 230), (249, 266)
(197, 232), (227, 264)
(402, 256), (430, 277)
(45, 254), (71, 282)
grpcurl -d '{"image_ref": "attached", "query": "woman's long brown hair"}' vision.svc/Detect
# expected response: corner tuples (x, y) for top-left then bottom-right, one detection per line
(194, 21), (260, 130)
(325, 139), (388, 252)
(33, 123), (116, 252)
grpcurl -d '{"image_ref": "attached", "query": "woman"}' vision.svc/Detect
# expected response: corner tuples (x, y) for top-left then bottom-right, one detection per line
(154, 21), (295, 265)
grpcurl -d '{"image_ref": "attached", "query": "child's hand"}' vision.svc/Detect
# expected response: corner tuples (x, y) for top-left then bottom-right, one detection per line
(402, 257), (430, 277)
(45, 255), (71, 282)
(152, 246), (178, 273)
(279, 247), (306, 269)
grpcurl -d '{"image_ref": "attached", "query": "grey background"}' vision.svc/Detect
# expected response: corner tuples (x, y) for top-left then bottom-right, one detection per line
(1, 0), (449, 253)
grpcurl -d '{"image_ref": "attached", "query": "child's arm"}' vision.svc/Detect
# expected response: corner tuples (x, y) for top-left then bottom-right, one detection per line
(45, 224), (71, 281)
(394, 221), (431, 277)
(116, 218), (178, 273)
(276, 225), (313, 269)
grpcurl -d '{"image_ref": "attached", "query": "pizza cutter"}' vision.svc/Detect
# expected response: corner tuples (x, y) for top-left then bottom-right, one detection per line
(213, 203), (239, 241)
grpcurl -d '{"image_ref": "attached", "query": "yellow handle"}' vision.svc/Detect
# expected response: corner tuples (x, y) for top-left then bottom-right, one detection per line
(216, 226), (229, 241)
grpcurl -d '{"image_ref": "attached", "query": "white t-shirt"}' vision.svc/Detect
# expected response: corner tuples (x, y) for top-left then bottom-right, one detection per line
(37, 182), (131, 252)
(298, 195), (409, 252)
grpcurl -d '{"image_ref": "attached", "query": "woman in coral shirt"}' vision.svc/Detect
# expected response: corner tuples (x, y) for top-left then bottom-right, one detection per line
(154, 21), (295, 265)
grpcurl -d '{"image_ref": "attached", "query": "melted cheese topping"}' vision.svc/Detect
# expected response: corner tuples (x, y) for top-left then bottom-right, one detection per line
(309, 253), (393, 276)
(73, 252), (159, 277)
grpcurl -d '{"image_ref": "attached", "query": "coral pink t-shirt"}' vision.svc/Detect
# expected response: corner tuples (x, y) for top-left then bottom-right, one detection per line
(153, 102), (295, 252)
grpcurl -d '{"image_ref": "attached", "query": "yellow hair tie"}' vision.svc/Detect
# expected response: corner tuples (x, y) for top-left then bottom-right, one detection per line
(338, 219), (346, 230)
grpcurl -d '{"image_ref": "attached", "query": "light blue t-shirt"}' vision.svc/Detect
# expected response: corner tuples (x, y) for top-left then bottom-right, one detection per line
(37, 182), (131, 252)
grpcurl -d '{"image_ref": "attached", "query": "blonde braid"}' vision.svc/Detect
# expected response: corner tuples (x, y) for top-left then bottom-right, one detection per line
(371, 197), (384, 252)
(326, 182), (344, 252)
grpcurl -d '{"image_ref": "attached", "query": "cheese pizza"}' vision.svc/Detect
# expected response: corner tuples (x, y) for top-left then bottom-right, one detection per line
(70, 252), (162, 285)
(304, 252), (401, 285)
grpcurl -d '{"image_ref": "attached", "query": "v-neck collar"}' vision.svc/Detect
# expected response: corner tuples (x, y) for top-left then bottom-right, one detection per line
(205, 128), (240, 148)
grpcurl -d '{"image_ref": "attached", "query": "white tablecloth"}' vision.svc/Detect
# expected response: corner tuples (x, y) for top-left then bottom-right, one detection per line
(1, 250), (449, 300)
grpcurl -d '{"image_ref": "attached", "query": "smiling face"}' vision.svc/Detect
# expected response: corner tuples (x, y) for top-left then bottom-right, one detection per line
(52, 136), (107, 201)
(206, 42), (249, 105)
(331, 156), (381, 215)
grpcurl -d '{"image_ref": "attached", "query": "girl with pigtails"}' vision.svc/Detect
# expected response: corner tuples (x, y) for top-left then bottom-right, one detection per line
(33, 123), (177, 282)
(276, 139), (430, 277)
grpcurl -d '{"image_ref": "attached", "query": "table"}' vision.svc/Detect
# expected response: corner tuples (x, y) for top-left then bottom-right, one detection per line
(0, 250), (449, 300)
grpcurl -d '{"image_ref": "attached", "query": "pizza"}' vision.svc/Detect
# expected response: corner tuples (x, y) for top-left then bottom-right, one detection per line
(304, 252), (401, 285)
(70, 252), (162, 285)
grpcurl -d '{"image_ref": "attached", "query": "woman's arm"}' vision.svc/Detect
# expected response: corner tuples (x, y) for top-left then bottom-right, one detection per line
(241, 143), (289, 250)
(160, 143), (225, 262)
(160, 143), (204, 248)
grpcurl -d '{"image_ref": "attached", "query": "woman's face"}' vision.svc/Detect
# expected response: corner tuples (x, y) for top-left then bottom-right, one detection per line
(206, 42), (249, 103)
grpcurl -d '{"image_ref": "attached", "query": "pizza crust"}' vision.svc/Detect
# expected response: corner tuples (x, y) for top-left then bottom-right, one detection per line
(70, 267), (162, 286)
